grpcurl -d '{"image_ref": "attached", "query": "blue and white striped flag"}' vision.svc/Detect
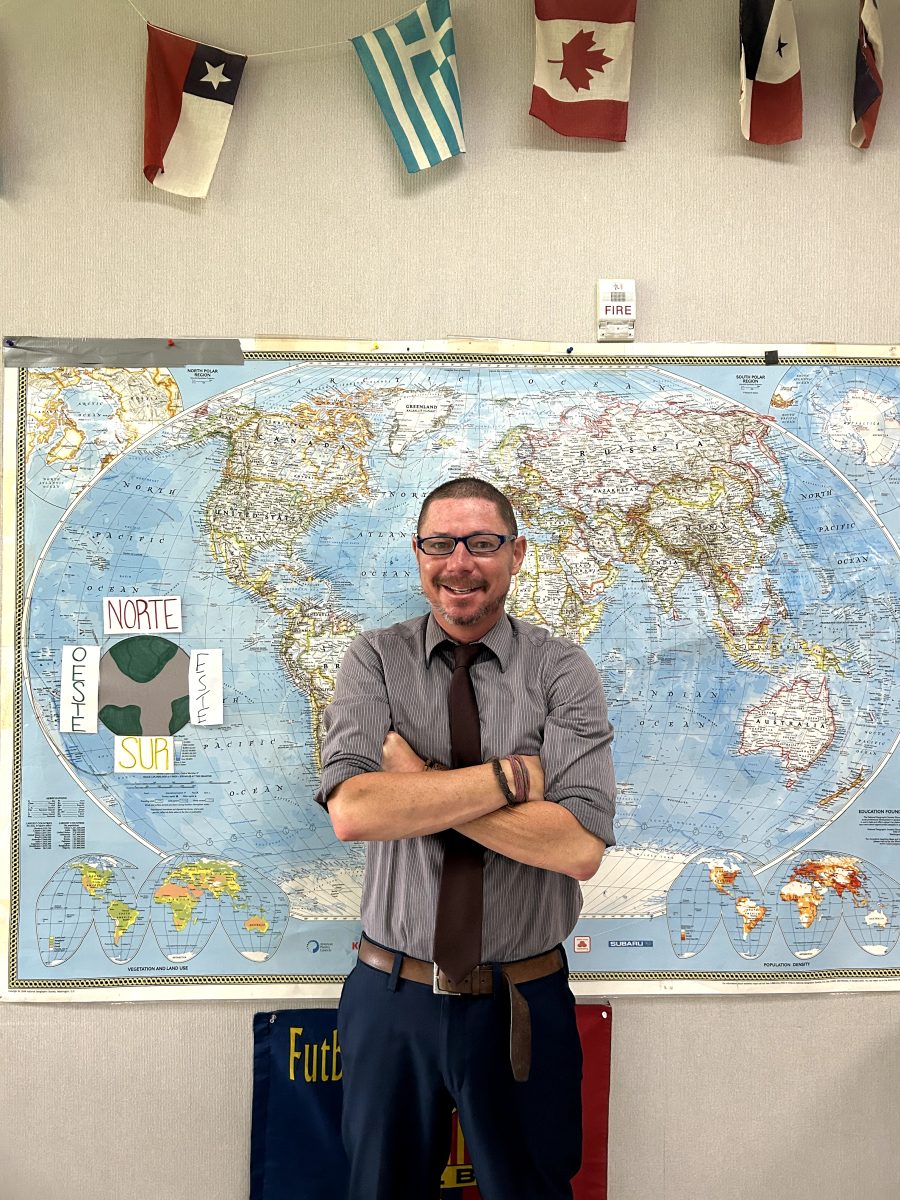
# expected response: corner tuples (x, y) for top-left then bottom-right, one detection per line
(351, 0), (466, 173)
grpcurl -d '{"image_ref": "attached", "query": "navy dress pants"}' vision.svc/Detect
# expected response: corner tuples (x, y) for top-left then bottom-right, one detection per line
(337, 953), (583, 1200)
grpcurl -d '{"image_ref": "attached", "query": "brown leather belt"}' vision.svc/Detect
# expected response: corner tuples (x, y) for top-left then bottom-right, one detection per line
(358, 936), (564, 1082)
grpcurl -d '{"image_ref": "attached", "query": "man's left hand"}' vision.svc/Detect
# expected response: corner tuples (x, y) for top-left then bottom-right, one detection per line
(381, 730), (426, 774)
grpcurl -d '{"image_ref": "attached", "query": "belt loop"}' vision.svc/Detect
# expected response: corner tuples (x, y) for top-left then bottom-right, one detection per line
(387, 950), (404, 992)
(558, 942), (570, 981)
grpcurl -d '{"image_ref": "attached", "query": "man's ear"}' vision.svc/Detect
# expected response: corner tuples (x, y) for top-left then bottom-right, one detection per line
(511, 536), (527, 575)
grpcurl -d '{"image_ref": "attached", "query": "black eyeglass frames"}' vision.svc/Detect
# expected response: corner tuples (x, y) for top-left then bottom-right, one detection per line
(415, 532), (515, 557)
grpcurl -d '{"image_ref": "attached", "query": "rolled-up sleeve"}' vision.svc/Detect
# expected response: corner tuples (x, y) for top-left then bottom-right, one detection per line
(541, 641), (616, 847)
(313, 634), (392, 808)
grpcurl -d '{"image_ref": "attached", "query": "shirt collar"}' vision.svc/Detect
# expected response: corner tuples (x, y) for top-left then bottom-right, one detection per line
(424, 611), (514, 672)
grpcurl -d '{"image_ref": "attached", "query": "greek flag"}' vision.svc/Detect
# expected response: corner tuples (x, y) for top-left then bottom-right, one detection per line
(352, 0), (466, 173)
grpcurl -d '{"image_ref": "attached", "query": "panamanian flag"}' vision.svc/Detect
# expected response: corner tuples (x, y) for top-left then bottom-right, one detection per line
(143, 24), (247, 198)
(851, 0), (884, 149)
(739, 0), (802, 144)
(351, 0), (465, 173)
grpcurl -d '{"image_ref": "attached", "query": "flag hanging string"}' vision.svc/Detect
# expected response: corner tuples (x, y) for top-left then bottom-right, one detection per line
(123, 0), (423, 58)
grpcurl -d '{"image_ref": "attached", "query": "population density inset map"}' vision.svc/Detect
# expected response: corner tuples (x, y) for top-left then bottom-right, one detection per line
(6, 348), (900, 997)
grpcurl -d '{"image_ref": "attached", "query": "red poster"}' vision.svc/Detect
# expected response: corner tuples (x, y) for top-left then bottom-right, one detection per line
(439, 1005), (612, 1199)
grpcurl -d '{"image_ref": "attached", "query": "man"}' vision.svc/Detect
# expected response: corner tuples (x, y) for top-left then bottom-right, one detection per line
(316, 477), (615, 1200)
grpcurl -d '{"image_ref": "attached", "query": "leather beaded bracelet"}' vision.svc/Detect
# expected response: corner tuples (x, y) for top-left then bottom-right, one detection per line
(495, 755), (529, 805)
(507, 754), (530, 804)
(490, 758), (516, 805)
(423, 759), (449, 771)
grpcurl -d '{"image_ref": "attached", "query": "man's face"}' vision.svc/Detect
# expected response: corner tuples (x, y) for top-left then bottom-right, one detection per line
(413, 497), (527, 642)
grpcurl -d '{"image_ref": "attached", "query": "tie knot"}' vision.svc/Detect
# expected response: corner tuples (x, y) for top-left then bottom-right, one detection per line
(453, 642), (483, 670)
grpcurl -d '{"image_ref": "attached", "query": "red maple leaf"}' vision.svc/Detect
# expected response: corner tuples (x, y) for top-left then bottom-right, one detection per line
(549, 29), (613, 92)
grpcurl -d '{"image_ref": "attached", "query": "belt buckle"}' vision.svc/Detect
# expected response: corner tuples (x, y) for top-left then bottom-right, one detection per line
(433, 964), (463, 995)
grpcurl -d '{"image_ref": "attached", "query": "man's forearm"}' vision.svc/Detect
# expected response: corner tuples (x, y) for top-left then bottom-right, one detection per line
(327, 765), (506, 842)
(455, 801), (606, 881)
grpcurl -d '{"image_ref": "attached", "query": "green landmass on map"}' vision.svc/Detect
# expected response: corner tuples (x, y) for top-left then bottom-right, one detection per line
(168, 695), (190, 734)
(106, 899), (140, 943)
(108, 635), (178, 683)
(72, 864), (113, 896)
(97, 704), (142, 736)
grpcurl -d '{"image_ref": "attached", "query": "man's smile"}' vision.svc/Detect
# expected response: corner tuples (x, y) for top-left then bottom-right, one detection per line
(437, 581), (484, 595)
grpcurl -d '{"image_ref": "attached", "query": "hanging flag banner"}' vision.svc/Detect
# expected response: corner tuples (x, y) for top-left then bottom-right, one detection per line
(530, 0), (637, 141)
(249, 1005), (611, 1200)
(351, 0), (466, 173)
(851, 0), (884, 149)
(739, 0), (802, 144)
(143, 23), (248, 198)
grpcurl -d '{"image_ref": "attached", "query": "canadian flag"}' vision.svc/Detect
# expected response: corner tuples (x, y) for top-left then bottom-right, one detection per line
(143, 24), (248, 198)
(530, 0), (637, 141)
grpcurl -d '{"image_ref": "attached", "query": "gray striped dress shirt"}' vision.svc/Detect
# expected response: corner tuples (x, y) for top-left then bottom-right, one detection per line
(316, 612), (616, 962)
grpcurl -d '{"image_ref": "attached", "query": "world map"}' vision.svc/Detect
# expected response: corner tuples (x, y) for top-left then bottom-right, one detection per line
(9, 351), (900, 994)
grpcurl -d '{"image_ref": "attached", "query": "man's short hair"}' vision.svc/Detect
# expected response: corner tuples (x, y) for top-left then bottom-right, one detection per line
(417, 477), (518, 536)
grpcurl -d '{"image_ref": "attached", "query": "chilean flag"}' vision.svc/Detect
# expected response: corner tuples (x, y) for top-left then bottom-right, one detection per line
(530, 0), (638, 142)
(144, 24), (247, 198)
(851, 0), (884, 149)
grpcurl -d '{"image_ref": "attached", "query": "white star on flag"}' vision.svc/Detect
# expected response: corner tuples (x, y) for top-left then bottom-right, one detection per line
(201, 62), (231, 90)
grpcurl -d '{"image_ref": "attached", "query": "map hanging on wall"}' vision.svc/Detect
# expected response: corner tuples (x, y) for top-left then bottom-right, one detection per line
(5, 340), (900, 999)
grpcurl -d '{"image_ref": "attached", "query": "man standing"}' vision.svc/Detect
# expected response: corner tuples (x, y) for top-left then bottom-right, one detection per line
(317, 477), (615, 1200)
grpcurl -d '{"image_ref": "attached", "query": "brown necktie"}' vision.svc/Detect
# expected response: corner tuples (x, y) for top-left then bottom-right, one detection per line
(432, 642), (485, 985)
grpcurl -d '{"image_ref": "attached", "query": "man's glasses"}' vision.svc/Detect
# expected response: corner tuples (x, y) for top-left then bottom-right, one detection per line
(415, 532), (515, 557)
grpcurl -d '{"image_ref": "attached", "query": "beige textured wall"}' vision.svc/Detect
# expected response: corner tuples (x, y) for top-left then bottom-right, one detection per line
(2, 2), (900, 1199)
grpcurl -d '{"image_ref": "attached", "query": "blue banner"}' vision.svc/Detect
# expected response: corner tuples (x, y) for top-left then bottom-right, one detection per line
(250, 1005), (610, 1200)
(251, 1010), (349, 1200)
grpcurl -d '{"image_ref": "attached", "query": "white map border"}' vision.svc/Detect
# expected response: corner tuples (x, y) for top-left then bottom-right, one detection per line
(5, 338), (900, 1002)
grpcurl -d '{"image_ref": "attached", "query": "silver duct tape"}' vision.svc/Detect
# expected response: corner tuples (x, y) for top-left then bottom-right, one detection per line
(2, 337), (245, 366)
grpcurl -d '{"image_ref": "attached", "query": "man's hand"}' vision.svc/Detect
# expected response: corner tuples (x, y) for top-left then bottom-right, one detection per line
(381, 731), (426, 774)
(328, 736), (506, 842)
(380, 735), (547, 803)
(328, 736), (557, 846)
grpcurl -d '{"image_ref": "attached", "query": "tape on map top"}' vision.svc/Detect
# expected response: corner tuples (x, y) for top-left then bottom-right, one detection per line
(764, 349), (780, 365)
(2, 337), (245, 366)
